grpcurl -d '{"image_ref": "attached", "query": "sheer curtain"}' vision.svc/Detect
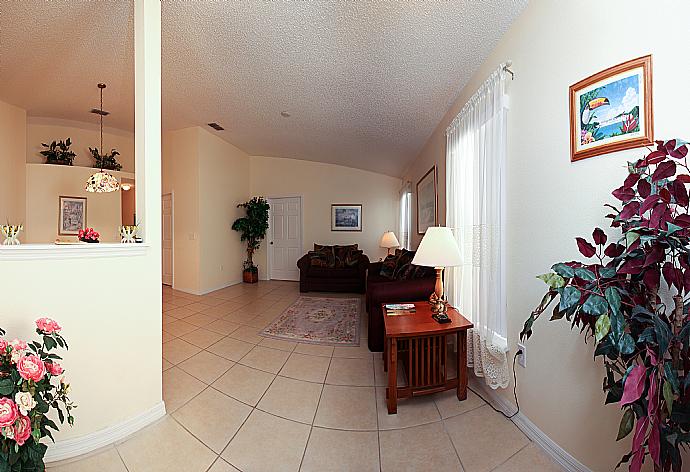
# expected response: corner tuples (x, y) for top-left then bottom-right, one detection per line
(398, 182), (412, 250)
(446, 64), (509, 389)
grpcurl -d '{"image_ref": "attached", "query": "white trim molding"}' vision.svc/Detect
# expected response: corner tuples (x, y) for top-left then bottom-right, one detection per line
(0, 243), (150, 261)
(469, 378), (591, 472)
(44, 401), (166, 463)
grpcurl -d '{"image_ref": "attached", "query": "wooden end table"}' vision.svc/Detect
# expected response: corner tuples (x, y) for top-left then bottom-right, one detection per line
(382, 302), (473, 414)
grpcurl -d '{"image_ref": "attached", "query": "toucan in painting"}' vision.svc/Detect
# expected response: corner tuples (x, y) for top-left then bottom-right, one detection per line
(581, 97), (610, 126)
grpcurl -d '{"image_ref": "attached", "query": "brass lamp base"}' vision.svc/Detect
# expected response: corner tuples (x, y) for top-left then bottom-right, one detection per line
(429, 290), (451, 324)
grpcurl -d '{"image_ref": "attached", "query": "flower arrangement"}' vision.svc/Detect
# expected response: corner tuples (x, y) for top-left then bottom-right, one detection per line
(119, 225), (138, 244)
(0, 225), (23, 246)
(0, 318), (75, 471)
(521, 139), (690, 472)
(78, 228), (99, 243)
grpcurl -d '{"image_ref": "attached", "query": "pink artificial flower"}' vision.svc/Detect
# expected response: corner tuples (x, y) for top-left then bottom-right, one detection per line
(9, 339), (27, 352)
(36, 317), (62, 334)
(0, 398), (18, 428)
(0, 339), (7, 352)
(12, 415), (31, 446)
(16, 355), (45, 382)
(45, 362), (64, 376)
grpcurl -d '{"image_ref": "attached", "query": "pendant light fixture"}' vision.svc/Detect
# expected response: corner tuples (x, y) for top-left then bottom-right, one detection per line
(85, 83), (120, 193)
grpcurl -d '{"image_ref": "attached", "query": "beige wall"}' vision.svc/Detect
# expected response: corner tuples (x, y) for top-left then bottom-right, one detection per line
(251, 156), (401, 277)
(0, 99), (27, 224)
(27, 117), (135, 172)
(402, 1), (690, 469)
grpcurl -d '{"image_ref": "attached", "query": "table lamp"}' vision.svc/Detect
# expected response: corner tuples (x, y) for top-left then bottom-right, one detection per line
(411, 227), (462, 323)
(379, 231), (400, 256)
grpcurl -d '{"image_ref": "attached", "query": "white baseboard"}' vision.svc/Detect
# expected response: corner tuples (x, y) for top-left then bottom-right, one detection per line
(469, 378), (591, 472)
(172, 279), (242, 296)
(44, 401), (166, 463)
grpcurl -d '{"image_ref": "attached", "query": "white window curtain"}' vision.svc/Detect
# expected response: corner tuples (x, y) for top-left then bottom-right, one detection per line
(445, 64), (509, 389)
(398, 182), (412, 250)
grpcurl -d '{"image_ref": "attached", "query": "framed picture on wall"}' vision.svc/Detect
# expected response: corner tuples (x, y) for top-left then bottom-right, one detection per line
(58, 196), (87, 236)
(331, 204), (362, 231)
(416, 166), (437, 234)
(570, 55), (653, 162)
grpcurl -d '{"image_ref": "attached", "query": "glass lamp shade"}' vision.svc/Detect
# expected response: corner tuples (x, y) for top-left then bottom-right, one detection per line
(85, 171), (120, 193)
(411, 226), (462, 268)
(379, 231), (400, 249)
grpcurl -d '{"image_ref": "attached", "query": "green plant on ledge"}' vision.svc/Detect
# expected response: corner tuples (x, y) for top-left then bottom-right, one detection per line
(232, 197), (269, 282)
(521, 139), (690, 472)
(89, 147), (122, 171)
(40, 139), (75, 166)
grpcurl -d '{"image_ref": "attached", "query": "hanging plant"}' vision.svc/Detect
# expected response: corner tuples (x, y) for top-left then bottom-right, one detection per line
(521, 139), (690, 472)
(40, 139), (75, 166)
(89, 148), (122, 171)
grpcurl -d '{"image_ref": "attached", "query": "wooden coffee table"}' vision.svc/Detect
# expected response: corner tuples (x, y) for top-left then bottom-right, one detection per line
(382, 302), (473, 414)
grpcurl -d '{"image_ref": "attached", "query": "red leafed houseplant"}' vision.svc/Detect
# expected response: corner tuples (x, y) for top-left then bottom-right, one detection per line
(521, 139), (690, 472)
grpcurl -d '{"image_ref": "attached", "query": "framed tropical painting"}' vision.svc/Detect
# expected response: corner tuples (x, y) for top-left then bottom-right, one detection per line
(416, 166), (438, 234)
(570, 55), (653, 162)
(331, 204), (362, 231)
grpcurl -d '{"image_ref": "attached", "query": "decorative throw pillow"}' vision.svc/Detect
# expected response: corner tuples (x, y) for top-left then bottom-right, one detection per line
(308, 250), (329, 267)
(379, 254), (398, 279)
(392, 249), (415, 279)
(344, 249), (363, 267)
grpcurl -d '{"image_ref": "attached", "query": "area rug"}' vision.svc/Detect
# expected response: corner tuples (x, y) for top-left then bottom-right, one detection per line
(260, 296), (361, 346)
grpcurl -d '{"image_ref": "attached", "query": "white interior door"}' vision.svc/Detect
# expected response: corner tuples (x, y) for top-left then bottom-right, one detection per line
(268, 197), (302, 281)
(162, 194), (173, 286)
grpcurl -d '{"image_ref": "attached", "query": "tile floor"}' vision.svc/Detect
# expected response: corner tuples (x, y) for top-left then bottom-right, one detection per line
(48, 281), (562, 472)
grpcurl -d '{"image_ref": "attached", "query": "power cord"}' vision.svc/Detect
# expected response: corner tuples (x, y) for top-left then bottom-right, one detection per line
(467, 349), (521, 420)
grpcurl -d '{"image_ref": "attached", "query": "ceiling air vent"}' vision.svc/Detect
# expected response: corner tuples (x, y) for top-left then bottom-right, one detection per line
(90, 108), (110, 116)
(208, 122), (224, 131)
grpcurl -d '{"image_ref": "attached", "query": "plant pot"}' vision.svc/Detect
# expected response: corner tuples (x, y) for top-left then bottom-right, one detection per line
(243, 269), (258, 284)
(81, 239), (100, 243)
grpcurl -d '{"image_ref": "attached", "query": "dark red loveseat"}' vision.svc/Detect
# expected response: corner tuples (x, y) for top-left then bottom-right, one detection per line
(297, 244), (369, 293)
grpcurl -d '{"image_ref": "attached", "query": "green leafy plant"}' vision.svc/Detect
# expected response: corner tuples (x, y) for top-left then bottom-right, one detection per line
(521, 139), (690, 472)
(89, 147), (122, 171)
(231, 197), (270, 272)
(40, 139), (75, 166)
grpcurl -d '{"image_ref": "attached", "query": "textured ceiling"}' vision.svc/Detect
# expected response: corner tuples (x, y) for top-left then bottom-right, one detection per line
(0, 0), (526, 177)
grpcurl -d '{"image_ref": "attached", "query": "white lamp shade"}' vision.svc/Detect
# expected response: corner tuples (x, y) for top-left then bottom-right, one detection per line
(411, 226), (462, 268)
(379, 231), (400, 249)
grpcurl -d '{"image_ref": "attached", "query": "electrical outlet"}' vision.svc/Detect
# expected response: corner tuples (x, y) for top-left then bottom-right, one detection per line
(517, 342), (527, 368)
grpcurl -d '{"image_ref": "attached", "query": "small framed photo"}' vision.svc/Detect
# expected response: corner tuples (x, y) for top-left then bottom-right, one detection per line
(331, 204), (362, 232)
(59, 196), (87, 236)
(570, 55), (653, 162)
(416, 166), (438, 234)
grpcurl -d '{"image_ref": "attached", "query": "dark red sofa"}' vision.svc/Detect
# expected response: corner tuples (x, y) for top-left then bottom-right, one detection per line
(297, 247), (369, 293)
(366, 261), (436, 352)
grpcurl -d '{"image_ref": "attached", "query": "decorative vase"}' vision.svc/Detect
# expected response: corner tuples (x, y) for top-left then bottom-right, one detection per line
(1, 224), (23, 245)
(120, 225), (138, 244)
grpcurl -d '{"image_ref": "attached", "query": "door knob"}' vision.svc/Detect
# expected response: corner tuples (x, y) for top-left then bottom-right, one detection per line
(270, 242), (274, 245)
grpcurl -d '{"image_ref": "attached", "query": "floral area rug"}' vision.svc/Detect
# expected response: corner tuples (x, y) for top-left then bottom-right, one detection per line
(260, 296), (360, 346)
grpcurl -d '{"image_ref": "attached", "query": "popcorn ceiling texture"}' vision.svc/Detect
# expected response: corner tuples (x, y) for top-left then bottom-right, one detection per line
(0, 0), (526, 177)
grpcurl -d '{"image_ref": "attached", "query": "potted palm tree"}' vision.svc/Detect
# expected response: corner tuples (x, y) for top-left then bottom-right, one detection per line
(232, 197), (269, 283)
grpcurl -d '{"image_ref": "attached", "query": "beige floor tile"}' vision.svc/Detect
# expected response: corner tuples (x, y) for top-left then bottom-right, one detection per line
(294, 343), (334, 357)
(166, 306), (196, 319)
(47, 446), (127, 472)
(178, 351), (235, 384)
(185, 312), (220, 327)
(172, 387), (252, 453)
(301, 428), (379, 472)
(243, 315), (274, 329)
(239, 345), (291, 374)
(162, 330), (177, 343)
(213, 363), (275, 406)
(162, 358), (173, 371)
(206, 319), (242, 335)
(222, 410), (311, 472)
(375, 387), (441, 430)
(493, 444), (561, 472)
(186, 302), (212, 313)
(208, 458), (241, 472)
(279, 352), (331, 383)
(257, 375), (323, 424)
(433, 388), (485, 419)
(162, 367), (206, 413)
(164, 320), (199, 337)
(444, 404), (529, 472)
(379, 422), (461, 472)
(326, 357), (375, 386)
(332, 344), (374, 359)
(163, 338), (202, 365)
(207, 336), (255, 361)
(117, 416), (216, 472)
(199, 296), (226, 307)
(258, 337), (297, 352)
(314, 384), (377, 431)
(229, 325), (263, 344)
(180, 328), (225, 349)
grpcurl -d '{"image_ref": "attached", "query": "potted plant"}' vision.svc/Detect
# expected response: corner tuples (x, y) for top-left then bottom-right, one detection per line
(521, 139), (690, 472)
(40, 139), (75, 166)
(89, 148), (122, 171)
(0, 318), (75, 471)
(78, 228), (100, 243)
(232, 197), (269, 283)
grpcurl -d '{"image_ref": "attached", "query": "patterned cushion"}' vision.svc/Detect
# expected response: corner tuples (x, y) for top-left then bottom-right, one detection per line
(313, 244), (359, 268)
(379, 254), (398, 279)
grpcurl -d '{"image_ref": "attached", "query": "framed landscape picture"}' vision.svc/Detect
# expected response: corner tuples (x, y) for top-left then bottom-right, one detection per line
(416, 166), (437, 234)
(570, 55), (653, 162)
(59, 196), (86, 236)
(331, 204), (362, 231)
